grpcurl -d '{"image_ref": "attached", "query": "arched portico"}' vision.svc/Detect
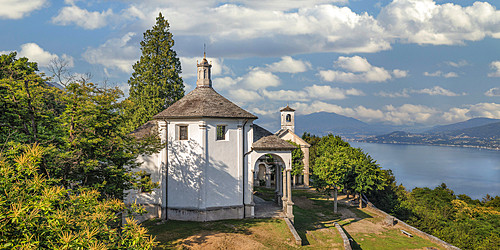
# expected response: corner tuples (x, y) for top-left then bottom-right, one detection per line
(247, 150), (294, 222)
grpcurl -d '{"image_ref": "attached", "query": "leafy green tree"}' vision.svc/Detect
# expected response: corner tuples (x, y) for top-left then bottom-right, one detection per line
(56, 81), (161, 199)
(0, 52), (64, 145)
(287, 140), (304, 177)
(0, 143), (157, 249)
(126, 12), (184, 132)
(301, 132), (320, 172)
(349, 149), (386, 208)
(312, 134), (355, 213)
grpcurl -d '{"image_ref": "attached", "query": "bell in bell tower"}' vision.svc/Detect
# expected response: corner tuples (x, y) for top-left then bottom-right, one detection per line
(280, 104), (295, 133)
(196, 52), (212, 88)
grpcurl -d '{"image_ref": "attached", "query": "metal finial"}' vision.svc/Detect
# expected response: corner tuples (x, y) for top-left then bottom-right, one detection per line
(204, 43), (206, 58)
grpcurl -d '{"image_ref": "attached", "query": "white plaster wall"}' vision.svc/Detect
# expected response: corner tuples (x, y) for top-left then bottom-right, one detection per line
(167, 119), (204, 209)
(124, 152), (162, 205)
(206, 119), (242, 208)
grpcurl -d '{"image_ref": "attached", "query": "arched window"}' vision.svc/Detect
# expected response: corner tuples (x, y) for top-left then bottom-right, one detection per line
(286, 114), (291, 122)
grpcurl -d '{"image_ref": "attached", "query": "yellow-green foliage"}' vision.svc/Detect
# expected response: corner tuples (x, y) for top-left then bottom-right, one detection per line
(0, 144), (157, 249)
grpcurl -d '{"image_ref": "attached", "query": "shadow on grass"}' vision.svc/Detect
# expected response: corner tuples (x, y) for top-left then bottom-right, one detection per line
(143, 218), (283, 249)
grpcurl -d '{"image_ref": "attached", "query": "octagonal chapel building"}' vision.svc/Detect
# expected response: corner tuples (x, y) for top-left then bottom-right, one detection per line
(126, 54), (298, 222)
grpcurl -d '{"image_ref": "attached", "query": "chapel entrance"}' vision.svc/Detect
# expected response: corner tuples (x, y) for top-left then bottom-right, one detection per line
(251, 153), (294, 222)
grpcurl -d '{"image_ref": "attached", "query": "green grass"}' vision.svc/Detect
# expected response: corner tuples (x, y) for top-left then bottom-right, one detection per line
(143, 187), (444, 249)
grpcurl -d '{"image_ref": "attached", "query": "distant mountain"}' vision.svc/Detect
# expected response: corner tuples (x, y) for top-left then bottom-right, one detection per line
(446, 121), (500, 139)
(364, 120), (500, 149)
(295, 112), (429, 140)
(426, 118), (500, 134)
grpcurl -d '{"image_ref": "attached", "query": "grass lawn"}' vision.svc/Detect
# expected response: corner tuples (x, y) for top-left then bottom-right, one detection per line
(143, 187), (444, 249)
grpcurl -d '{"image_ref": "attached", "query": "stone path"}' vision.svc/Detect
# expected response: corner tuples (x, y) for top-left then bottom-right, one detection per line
(253, 195), (284, 218)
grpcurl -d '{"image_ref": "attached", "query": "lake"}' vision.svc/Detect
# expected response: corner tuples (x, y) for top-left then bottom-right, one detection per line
(349, 142), (500, 199)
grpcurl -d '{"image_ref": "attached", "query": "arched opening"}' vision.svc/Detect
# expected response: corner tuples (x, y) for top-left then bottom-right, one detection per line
(286, 114), (291, 122)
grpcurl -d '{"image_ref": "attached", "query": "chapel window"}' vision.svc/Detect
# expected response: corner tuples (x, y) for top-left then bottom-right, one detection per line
(217, 125), (226, 140)
(286, 114), (291, 122)
(179, 125), (188, 140)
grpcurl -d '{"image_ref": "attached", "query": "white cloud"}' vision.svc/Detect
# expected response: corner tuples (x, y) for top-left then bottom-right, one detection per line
(304, 84), (364, 100)
(423, 71), (442, 77)
(443, 72), (458, 78)
(319, 56), (404, 83)
(293, 101), (500, 126)
(16, 43), (74, 68)
(82, 32), (140, 73)
(488, 61), (500, 77)
(0, 0), (47, 19)
(375, 89), (411, 98)
(445, 59), (470, 67)
(392, 69), (409, 78)
(377, 86), (464, 97)
(264, 56), (311, 73)
(466, 103), (500, 119)
(51, 5), (114, 30)
(241, 70), (281, 90)
(423, 71), (458, 77)
(213, 76), (238, 90)
(412, 86), (464, 96)
(261, 89), (309, 101)
(228, 89), (264, 102)
(485, 87), (500, 97)
(378, 0), (500, 45)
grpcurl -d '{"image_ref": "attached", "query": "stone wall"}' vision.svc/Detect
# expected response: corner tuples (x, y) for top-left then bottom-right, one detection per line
(363, 202), (461, 250)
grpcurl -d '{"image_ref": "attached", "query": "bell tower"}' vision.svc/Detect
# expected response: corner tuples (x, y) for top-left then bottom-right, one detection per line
(196, 52), (212, 88)
(280, 104), (295, 133)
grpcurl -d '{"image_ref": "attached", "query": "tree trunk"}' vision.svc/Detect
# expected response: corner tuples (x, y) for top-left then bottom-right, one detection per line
(346, 190), (349, 199)
(359, 192), (363, 209)
(334, 188), (338, 213)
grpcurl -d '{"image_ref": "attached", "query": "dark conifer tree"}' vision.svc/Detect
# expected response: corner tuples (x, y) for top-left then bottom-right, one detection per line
(126, 13), (184, 131)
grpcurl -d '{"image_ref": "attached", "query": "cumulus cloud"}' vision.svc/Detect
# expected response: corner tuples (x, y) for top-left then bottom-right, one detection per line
(261, 89), (309, 101)
(292, 101), (493, 125)
(378, 0), (500, 45)
(82, 32), (140, 74)
(377, 86), (464, 97)
(0, 0), (47, 19)
(45, 0), (500, 58)
(485, 87), (500, 97)
(213, 76), (238, 90)
(13, 43), (74, 68)
(488, 61), (500, 77)
(319, 56), (406, 83)
(423, 71), (459, 77)
(263, 56), (311, 73)
(393, 69), (409, 78)
(51, 5), (114, 30)
(412, 86), (464, 96)
(305, 85), (364, 100)
(228, 89), (264, 102)
(375, 89), (411, 98)
(241, 70), (281, 90)
(466, 103), (500, 119)
(445, 59), (470, 68)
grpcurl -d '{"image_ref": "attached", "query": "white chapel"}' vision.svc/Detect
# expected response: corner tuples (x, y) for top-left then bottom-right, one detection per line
(126, 54), (300, 222)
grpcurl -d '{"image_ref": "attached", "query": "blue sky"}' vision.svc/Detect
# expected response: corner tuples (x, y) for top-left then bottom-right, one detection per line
(2, 0), (500, 131)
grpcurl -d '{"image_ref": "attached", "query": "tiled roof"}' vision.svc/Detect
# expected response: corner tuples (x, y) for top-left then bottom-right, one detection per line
(275, 129), (311, 147)
(130, 120), (157, 139)
(280, 104), (295, 112)
(153, 87), (258, 119)
(252, 124), (296, 150)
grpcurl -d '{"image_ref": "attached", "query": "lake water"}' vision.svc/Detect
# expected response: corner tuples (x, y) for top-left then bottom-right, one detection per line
(349, 142), (500, 199)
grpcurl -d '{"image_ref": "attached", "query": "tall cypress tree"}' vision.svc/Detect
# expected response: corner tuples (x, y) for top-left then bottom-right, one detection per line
(126, 13), (184, 131)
